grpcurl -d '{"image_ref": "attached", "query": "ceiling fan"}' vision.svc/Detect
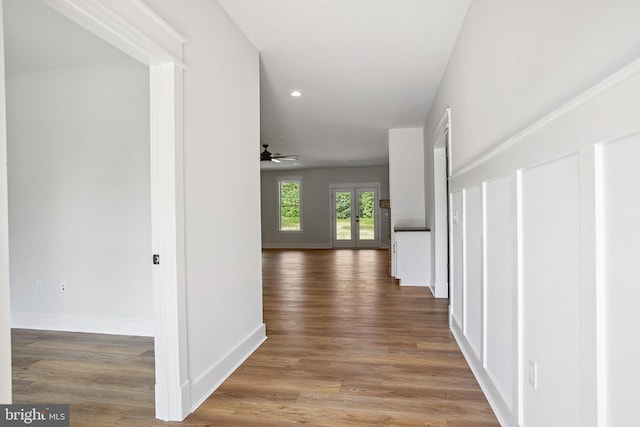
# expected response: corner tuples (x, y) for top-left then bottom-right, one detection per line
(260, 144), (299, 163)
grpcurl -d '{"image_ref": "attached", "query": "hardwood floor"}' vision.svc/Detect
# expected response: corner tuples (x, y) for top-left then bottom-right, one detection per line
(12, 249), (499, 426)
(12, 329), (157, 426)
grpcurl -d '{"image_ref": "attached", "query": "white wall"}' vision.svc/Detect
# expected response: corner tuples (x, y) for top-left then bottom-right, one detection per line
(144, 0), (265, 412)
(388, 128), (425, 228)
(261, 165), (390, 248)
(389, 127), (425, 278)
(7, 60), (152, 336)
(0, 1), (12, 404)
(423, 1), (640, 425)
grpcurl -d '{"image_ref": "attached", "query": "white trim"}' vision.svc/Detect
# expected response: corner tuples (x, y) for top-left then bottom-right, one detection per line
(481, 182), (488, 371)
(10, 313), (154, 337)
(276, 230), (304, 235)
(189, 324), (267, 411)
(432, 107), (451, 140)
(432, 107), (452, 175)
(451, 320), (516, 427)
(262, 243), (331, 249)
(432, 109), (450, 298)
(515, 170), (525, 426)
(593, 143), (607, 427)
(452, 57), (640, 179)
(150, 63), (189, 421)
(41, 0), (186, 68)
(461, 189), (468, 337)
(131, 0), (187, 44)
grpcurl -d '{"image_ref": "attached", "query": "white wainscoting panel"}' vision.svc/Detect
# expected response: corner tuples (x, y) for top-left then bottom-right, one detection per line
(597, 134), (640, 427)
(463, 185), (483, 359)
(519, 154), (581, 427)
(483, 175), (516, 412)
(450, 191), (464, 329)
(445, 58), (640, 426)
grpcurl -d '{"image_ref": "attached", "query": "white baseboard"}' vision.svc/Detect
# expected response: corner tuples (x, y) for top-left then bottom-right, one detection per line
(399, 281), (430, 287)
(263, 243), (390, 250)
(450, 320), (516, 427)
(11, 312), (153, 336)
(189, 323), (267, 413)
(428, 281), (449, 299)
(262, 243), (331, 249)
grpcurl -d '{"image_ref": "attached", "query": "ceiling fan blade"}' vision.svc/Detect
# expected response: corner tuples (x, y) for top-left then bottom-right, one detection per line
(260, 144), (299, 163)
(272, 155), (299, 161)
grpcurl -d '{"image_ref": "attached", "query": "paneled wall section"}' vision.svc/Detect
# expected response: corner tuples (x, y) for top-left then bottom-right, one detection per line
(447, 59), (640, 426)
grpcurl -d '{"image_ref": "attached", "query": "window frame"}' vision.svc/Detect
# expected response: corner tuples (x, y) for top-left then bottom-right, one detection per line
(277, 177), (303, 233)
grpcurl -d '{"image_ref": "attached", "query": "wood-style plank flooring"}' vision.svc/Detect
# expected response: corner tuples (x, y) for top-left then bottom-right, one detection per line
(12, 329), (157, 426)
(12, 249), (499, 426)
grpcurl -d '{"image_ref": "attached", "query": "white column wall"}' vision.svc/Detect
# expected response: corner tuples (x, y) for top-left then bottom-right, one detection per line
(144, 0), (265, 413)
(389, 127), (425, 277)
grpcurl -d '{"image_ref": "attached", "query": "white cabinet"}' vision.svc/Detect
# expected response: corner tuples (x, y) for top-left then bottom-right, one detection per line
(394, 229), (430, 286)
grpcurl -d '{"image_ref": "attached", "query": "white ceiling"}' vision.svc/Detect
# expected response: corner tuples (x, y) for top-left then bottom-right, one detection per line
(4, 0), (470, 170)
(218, 0), (470, 170)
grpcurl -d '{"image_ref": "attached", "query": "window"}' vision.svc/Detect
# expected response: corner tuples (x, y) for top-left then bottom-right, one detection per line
(279, 178), (302, 231)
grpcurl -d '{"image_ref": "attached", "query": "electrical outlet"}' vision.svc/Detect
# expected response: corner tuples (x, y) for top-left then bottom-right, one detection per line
(36, 280), (43, 292)
(59, 282), (67, 293)
(528, 359), (537, 389)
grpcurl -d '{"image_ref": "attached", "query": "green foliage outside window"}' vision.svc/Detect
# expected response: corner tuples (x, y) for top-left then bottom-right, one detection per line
(359, 191), (374, 219)
(280, 180), (301, 230)
(336, 191), (374, 219)
(335, 192), (351, 219)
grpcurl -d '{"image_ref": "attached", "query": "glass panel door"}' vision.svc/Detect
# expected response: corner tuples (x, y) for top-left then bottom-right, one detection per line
(333, 189), (355, 247)
(357, 190), (375, 240)
(332, 186), (378, 248)
(355, 188), (378, 247)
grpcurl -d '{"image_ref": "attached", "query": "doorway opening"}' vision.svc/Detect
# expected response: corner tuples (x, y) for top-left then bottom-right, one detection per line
(1, 0), (188, 420)
(5, 0), (153, 408)
(432, 108), (451, 298)
(331, 184), (380, 248)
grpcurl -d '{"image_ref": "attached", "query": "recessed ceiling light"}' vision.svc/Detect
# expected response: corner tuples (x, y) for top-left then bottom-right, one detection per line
(290, 90), (302, 97)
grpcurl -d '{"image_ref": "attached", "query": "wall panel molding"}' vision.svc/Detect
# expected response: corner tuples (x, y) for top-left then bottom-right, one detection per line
(452, 57), (640, 180)
(447, 58), (640, 426)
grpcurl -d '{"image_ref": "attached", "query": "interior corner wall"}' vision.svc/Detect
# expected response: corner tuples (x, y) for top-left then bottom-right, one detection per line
(143, 0), (265, 412)
(422, 1), (640, 426)
(260, 165), (390, 248)
(0, 1), (12, 404)
(7, 60), (153, 336)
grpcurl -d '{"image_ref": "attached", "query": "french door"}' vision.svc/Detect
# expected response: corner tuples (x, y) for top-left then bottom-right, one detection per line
(332, 187), (379, 248)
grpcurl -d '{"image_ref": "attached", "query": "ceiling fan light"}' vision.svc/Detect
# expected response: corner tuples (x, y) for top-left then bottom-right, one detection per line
(290, 90), (302, 97)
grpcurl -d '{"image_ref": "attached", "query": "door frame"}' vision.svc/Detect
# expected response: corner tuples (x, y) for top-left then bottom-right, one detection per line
(2, 0), (190, 420)
(330, 182), (381, 248)
(432, 108), (451, 298)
